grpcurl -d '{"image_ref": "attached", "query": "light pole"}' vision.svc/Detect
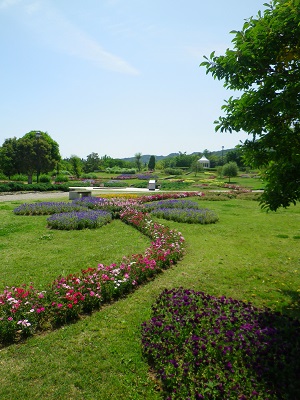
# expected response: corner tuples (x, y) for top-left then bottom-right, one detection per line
(221, 146), (224, 165)
(36, 131), (42, 183)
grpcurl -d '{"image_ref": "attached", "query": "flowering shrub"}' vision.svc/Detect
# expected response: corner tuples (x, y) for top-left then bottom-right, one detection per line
(141, 288), (300, 400)
(13, 201), (88, 215)
(0, 206), (185, 345)
(47, 210), (112, 230)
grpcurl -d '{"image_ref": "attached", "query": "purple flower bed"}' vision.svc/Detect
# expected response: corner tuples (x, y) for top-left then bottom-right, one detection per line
(143, 199), (219, 224)
(144, 199), (201, 211)
(115, 174), (137, 180)
(141, 288), (300, 399)
(13, 201), (88, 215)
(136, 174), (158, 180)
(47, 210), (112, 230)
(150, 207), (219, 224)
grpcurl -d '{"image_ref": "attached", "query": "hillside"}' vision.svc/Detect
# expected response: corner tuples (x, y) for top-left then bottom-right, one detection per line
(121, 149), (234, 164)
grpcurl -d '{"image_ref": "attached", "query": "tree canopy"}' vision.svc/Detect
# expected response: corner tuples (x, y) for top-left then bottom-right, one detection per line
(201, 0), (300, 210)
(0, 131), (60, 183)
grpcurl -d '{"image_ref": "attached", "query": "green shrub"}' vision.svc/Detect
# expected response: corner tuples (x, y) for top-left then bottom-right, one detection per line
(10, 174), (28, 182)
(39, 175), (51, 183)
(0, 172), (8, 180)
(55, 174), (69, 183)
(0, 182), (70, 193)
(160, 181), (191, 190)
(104, 181), (128, 187)
(164, 168), (182, 175)
(80, 173), (98, 179)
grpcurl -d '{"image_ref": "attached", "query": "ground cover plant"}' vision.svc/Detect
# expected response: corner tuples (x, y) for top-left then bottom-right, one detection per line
(142, 287), (300, 399)
(13, 201), (88, 215)
(0, 194), (299, 399)
(47, 210), (112, 230)
(143, 199), (219, 224)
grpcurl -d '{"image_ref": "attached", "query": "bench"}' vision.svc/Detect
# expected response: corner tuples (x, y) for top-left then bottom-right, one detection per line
(69, 187), (93, 200)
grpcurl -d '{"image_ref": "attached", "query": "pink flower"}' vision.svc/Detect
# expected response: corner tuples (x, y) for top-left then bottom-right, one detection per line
(7, 317), (13, 321)
(57, 303), (63, 308)
(90, 291), (95, 296)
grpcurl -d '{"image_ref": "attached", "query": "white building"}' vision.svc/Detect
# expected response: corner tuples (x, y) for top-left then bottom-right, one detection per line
(198, 156), (210, 169)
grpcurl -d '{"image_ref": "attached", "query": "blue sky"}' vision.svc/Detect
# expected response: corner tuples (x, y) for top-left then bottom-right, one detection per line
(1, 0), (266, 159)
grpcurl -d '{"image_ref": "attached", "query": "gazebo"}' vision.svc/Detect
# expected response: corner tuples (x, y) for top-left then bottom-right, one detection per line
(198, 156), (210, 169)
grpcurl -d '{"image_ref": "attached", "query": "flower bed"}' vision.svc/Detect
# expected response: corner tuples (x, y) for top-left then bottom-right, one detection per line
(149, 207), (219, 224)
(47, 210), (112, 230)
(0, 206), (185, 345)
(13, 201), (88, 215)
(141, 288), (300, 399)
(143, 199), (219, 224)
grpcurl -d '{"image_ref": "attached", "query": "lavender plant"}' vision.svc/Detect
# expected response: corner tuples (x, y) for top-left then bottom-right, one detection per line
(141, 288), (300, 399)
(150, 207), (219, 224)
(143, 199), (218, 224)
(47, 210), (112, 230)
(13, 201), (88, 215)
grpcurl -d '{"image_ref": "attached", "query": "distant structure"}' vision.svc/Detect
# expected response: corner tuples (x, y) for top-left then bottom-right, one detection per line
(198, 155), (210, 169)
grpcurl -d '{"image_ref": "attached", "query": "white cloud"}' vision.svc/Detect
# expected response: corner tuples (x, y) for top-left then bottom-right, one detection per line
(0, 0), (22, 9)
(2, 0), (140, 75)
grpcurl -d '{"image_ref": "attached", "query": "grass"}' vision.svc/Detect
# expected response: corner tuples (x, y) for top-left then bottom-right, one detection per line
(0, 195), (299, 399)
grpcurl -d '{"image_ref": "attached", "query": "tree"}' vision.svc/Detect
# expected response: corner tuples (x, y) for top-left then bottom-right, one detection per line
(0, 137), (19, 178)
(69, 155), (83, 178)
(226, 148), (245, 168)
(201, 0), (300, 210)
(135, 152), (142, 172)
(148, 155), (156, 171)
(17, 131), (60, 183)
(222, 162), (238, 183)
(84, 152), (100, 173)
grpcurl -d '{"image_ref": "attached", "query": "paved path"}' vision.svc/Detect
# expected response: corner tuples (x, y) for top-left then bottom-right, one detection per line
(0, 187), (160, 202)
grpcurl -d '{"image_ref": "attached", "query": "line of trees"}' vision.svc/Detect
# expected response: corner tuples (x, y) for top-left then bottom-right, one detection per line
(0, 132), (247, 182)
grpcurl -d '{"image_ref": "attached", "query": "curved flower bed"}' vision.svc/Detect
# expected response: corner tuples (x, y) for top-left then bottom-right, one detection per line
(143, 199), (219, 224)
(144, 199), (201, 211)
(47, 210), (112, 230)
(141, 288), (300, 400)
(149, 207), (219, 224)
(0, 206), (185, 345)
(13, 201), (88, 215)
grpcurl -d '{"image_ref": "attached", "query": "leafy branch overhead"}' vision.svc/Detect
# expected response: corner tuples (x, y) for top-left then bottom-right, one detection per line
(201, 0), (300, 211)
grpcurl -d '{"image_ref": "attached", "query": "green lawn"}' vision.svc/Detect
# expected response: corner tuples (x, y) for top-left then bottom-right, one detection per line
(0, 196), (299, 399)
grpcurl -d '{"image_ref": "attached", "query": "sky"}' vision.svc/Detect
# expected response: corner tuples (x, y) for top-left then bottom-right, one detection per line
(0, 0), (267, 159)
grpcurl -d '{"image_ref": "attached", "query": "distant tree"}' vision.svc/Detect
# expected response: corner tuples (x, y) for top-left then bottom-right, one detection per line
(0, 137), (19, 178)
(175, 152), (194, 168)
(191, 159), (203, 176)
(201, 0), (300, 210)
(222, 162), (238, 183)
(226, 148), (244, 168)
(135, 152), (142, 172)
(17, 131), (60, 183)
(84, 152), (100, 173)
(148, 155), (156, 171)
(69, 155), (83, 178)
